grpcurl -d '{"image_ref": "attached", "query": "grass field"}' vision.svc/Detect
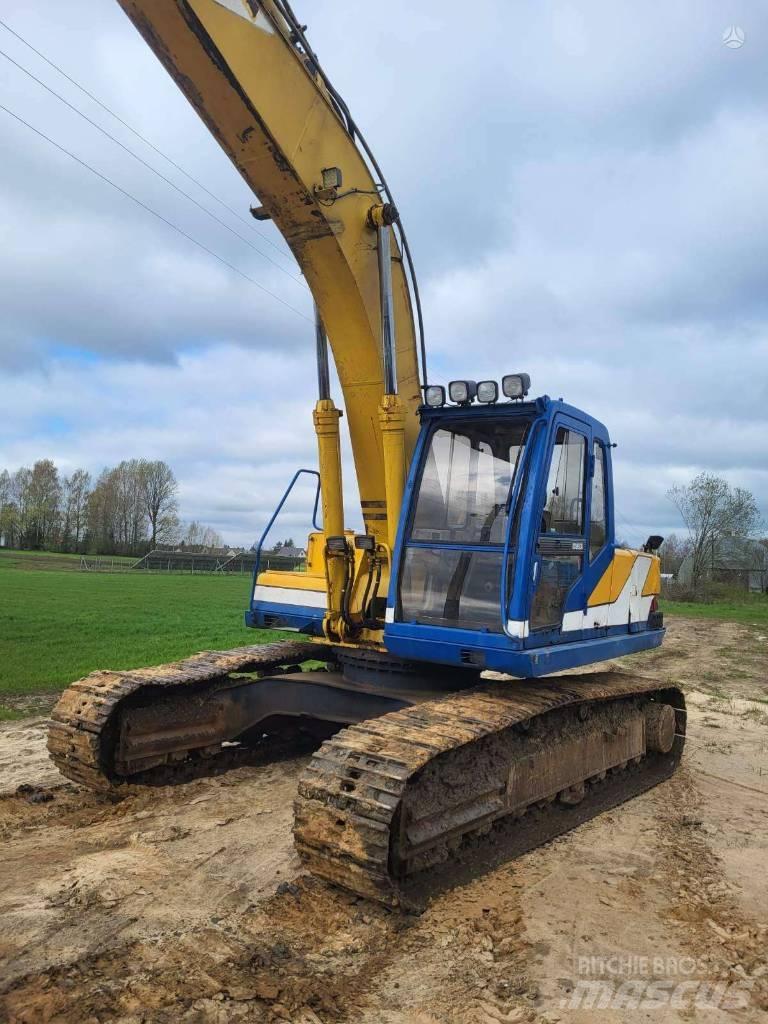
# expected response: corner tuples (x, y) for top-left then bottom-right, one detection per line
(2, 549), (767, 711)
(0, 548), (137, 572)
(0, 557), (284, 701)
(660, 595), (768, 624)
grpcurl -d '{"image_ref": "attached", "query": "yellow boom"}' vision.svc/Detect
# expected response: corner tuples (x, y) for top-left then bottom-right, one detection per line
(118, 0), (422, 524)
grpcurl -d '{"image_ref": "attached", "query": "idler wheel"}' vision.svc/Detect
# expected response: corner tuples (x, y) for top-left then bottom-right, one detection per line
(645, 703), (676, 754)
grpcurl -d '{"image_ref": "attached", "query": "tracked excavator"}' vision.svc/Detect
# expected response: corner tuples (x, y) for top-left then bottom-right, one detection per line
(49, 0), (685, 906)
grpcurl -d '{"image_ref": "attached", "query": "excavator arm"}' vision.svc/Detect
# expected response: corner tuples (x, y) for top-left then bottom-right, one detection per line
(118, 0), (423, 530)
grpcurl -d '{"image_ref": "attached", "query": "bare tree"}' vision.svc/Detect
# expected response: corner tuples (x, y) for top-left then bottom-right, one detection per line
(86, 468), (118, 554)
(27, 460), (62, 549)
(62, 469), (91, 552)
(201, 525), (223, 549)
(157, 512), (181, 545)
(184, 520), (201, 547)
(140, 461), (178, 548)
(0, 470), (16, 548)
(668, 474), (762, 588)
(11, 467), (32, 546)
(112, 460), (146, 552)
(182, 521), (223, 549)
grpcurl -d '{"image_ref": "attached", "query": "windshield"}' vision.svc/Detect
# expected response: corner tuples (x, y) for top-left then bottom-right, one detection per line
(410, 418), (530, 546)
(398, 416), (531, 633)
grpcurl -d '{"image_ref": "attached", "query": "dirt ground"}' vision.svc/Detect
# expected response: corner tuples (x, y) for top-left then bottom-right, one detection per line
(1, 617), (766, 1024)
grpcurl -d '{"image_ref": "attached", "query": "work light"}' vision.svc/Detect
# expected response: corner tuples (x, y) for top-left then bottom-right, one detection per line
(424, 385), (446, 407)
(476, 380), (498, 404)
(321, 166), (342, 190)
(501, 373), (531, 399)
(448, 380), (477, 404)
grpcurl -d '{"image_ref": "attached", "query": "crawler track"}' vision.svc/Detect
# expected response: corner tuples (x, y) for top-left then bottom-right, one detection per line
(49, 652), (685, 907)
(47, 641), (321, 791)
(294, 672), (685, 906)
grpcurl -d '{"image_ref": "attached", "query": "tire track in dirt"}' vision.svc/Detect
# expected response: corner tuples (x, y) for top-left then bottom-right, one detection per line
(649, 767), (768, 1018)
(3, 870), (523, 1023)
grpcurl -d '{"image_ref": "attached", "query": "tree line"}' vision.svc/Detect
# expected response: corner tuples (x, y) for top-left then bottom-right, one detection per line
(0, 458), (220, 558)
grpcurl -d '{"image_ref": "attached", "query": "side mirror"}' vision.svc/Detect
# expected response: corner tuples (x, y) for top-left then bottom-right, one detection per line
(643, 535), (663, 553)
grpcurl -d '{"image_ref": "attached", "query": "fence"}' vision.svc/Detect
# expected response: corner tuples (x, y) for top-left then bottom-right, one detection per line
(79, 556), (141, 572)
(126, 549), (305, 574)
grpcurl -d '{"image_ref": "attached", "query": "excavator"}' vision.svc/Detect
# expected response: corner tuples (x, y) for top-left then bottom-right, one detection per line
(48, 0), (685, 906)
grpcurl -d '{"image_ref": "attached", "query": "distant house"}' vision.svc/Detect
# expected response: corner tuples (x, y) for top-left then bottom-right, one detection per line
(275, 544), (306, 560)
(258, 543), (306, 572)
(677, 535), (768, 592)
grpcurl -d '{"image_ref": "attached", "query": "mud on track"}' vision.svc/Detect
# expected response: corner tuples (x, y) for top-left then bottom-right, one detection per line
(1, 617), (767, 1023)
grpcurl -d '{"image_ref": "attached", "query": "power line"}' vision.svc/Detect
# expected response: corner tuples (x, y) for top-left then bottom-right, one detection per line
(0, 45), (307, 290)
(0, 15), (296, 266)
(614, 508), (644, 547)
(0, 101), (311, 322)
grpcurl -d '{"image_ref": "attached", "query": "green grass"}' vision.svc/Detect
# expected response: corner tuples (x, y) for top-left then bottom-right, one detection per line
(0, 707), (27, 721)
(0, 548), (136, 572)
(1, 548), (86, 559)
(661, 595), (768, 625)
(0, 562), (286, 697)
(1, 548), (91, 559)
(2, 549), (765, 706)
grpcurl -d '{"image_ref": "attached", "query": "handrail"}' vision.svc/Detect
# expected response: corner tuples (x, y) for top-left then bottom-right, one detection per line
(249, 469), (322, 611)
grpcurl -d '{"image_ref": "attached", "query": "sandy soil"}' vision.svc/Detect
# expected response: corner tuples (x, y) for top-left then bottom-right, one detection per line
(0, 617), (766, 1023)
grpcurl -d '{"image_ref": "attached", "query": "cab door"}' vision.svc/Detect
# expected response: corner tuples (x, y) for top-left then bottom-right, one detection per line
(526, 419), (590, 644)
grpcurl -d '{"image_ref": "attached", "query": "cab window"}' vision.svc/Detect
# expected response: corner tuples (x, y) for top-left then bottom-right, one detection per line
(590, 442), (607, 559)
(541, 428), (585, 535)
(410, 420), (528, 547)
(400, 417), (530, 632)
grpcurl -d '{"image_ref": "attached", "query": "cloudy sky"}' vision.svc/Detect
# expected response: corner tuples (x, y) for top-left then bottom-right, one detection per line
(1, 1), (766, 548)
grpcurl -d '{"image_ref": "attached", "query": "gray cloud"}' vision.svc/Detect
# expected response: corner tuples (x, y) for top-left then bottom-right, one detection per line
(0, 0), (766, 546)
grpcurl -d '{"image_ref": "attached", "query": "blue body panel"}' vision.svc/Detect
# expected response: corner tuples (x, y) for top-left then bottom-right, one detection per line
(245, 602), (324, 635)
(384, 621), (664, 677)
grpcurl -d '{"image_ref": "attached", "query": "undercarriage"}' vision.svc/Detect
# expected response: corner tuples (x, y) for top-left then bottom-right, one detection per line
(48, 641), (684, 905)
